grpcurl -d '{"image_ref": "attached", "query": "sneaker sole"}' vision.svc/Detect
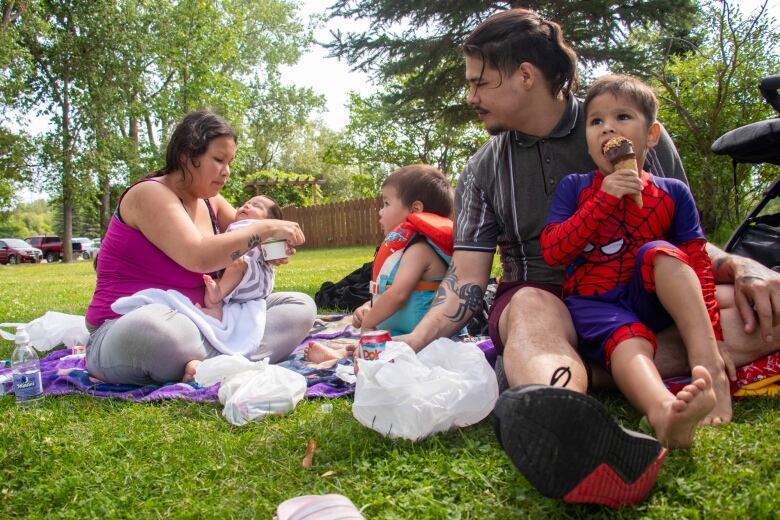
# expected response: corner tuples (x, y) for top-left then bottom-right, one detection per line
(493, 385), (667, 508)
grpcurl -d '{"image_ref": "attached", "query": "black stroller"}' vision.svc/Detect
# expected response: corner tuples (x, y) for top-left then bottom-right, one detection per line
(712, 75), (780, 272)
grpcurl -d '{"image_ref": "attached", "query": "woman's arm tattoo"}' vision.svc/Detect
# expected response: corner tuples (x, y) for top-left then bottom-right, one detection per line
(430, 265), (485, 324)
(230, 234), (261, 261)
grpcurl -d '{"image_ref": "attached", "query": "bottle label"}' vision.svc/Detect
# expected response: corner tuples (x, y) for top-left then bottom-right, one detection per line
(13, 370), (43, 400)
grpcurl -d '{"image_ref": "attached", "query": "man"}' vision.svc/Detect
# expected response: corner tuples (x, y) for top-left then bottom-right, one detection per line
(399, 7), (780, 508)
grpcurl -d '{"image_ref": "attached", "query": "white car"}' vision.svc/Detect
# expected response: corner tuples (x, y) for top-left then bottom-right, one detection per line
(72, 237), (99, 260)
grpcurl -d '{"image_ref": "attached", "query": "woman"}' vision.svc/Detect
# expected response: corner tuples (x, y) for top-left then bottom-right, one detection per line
(85, 110), (316, 385)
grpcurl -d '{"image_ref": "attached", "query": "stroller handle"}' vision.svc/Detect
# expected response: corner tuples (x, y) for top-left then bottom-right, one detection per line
(761, 75), (780, 114)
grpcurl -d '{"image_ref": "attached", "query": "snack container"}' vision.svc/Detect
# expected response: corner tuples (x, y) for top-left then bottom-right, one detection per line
(261, 239), (288, 261)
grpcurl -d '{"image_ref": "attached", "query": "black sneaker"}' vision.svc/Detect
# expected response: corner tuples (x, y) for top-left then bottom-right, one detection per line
(493, 385), (667, 508)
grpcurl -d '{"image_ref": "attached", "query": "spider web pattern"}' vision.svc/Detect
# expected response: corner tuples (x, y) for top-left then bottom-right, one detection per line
(543, 176), (676, 297)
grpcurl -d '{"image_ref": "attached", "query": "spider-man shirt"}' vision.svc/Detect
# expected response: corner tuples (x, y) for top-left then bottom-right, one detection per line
(541, 170), (722, 368)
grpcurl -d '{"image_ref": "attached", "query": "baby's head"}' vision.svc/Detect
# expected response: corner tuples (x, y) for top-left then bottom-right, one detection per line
(379, 164), (454, 234)
(235, 195), (282, 221)
(584, 74), (661, 174)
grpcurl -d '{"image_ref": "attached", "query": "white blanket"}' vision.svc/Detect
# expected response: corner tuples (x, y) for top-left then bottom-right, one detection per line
(112, 288), (266, 357)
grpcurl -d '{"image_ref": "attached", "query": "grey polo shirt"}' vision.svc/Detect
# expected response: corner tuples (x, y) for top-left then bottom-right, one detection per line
(454, 95), (687, 284)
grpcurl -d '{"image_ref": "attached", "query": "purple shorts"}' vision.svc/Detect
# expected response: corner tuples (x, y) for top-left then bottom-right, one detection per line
(487, 281), (563, 354)
(565, 242), (686, 369)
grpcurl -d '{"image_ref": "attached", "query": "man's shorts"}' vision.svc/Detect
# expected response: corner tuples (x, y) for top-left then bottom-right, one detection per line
(487, 281), (563, 355)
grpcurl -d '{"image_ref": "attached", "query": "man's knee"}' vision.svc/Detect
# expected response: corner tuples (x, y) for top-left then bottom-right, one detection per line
(507, 286), (561, 313)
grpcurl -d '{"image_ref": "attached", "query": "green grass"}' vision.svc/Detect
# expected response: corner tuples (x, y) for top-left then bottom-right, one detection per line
(1, 247), (779, 518)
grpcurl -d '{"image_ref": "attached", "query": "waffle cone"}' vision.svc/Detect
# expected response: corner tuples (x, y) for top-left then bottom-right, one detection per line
(613, 156), (643, 208)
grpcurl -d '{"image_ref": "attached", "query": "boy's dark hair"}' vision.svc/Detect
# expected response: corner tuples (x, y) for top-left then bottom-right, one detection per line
(585, 74), (659, 126)
(462, 8), (579, 98)
(150, 110), (237, 179)
(382, 165), (454, 218)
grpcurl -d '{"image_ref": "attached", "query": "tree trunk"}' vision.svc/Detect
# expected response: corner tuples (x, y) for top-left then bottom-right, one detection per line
(97, 121), (111, 235)
(62, 62), (73, 263)
(145, 113), (157, 147)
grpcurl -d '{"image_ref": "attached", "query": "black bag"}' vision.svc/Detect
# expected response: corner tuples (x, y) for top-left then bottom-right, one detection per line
(315, 261), (373, 311)
(724, 178), (780, 273)
(713, 75), (780, 272)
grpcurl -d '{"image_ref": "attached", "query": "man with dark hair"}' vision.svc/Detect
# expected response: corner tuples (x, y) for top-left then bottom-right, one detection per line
(399, 7), (780, 508)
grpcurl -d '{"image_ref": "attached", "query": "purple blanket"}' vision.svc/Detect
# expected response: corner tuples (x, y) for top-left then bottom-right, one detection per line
(0, 315), (497, 402)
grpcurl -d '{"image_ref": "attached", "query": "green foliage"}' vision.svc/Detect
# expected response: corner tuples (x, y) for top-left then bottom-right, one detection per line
(1, 254), (779, 518)
(0, 199), (53, 238)
(240, 169), (319, 208)
(0, 126), (33, 207)
(328, 91), (486, 178)
(645, 1), (780, 235)
(4, 0), (316, 252)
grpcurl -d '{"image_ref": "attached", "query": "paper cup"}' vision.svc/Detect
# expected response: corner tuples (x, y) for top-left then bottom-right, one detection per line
(261, 239), (288, 261)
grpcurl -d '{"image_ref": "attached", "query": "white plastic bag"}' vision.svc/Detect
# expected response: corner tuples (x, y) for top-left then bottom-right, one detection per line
(195, 354), (307, 426)
(352, 338), (499, 441)
(0, 311), (89, 351)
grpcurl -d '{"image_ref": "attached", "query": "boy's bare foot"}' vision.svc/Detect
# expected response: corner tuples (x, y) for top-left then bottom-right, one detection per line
(701, 365), (733, 426)
(182, 360), (201, 382)
(303, 341), (344, 363)
(648, 365), (716, 448)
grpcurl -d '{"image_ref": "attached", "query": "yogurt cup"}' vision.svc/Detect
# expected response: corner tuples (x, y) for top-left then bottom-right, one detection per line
(261, 239), (288, 261)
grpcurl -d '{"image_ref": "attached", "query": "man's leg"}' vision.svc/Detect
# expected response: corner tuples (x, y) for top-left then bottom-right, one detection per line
(654, 284), (780, 378)
(492, 287), (666, 508)
(498, 287), (586, 390)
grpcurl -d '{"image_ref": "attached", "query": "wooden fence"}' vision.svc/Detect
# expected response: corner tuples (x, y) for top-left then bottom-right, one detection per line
(281, 197), (384, 249)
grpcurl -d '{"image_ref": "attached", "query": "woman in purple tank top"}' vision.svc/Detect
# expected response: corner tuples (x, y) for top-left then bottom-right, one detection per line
(85, 110), (316, 385)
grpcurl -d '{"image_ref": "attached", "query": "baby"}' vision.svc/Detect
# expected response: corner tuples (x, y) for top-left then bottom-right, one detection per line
(200, 195), (283, 321)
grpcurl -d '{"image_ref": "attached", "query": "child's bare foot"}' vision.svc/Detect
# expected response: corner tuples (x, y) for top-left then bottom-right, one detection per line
(197, 303), (223, 321)
(648, 365), (716, 448)
(700, 364), (733, 425)
(182, 360), (201, 382)
(303, 341), (343, 363)
(203, 274), (224, 307)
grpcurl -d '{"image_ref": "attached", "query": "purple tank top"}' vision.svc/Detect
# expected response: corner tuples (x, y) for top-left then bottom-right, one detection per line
(85, 180), (218, 327)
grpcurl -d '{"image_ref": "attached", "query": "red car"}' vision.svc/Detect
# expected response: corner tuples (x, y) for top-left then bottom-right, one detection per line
(0, 238), (43, 265)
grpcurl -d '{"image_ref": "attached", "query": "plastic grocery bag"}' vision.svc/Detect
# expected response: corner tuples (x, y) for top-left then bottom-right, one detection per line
(352, 338), (499, 441)
(195, 354), (307, 426)
(0, 311), (89, 351)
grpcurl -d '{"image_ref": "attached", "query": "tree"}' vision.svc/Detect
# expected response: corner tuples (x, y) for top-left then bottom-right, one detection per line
(328, 90), (485, 181)
(0, 198), (53, 238)
(7, 0), (316, 247)
(647, 0), (780, 238)
(325, 0), (700, 124)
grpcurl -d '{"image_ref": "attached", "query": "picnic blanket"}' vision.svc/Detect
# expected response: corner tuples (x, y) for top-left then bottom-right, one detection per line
(2, 313), (778, 401)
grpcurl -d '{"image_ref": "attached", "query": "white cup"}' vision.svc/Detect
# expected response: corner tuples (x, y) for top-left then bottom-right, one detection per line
(261, 239), (288, 261)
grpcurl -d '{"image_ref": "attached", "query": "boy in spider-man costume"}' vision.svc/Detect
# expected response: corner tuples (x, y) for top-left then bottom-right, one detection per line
(541, 75), (732, 448)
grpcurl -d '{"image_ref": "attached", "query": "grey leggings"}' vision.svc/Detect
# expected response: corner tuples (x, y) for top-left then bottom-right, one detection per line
(86, 292), (317, 385)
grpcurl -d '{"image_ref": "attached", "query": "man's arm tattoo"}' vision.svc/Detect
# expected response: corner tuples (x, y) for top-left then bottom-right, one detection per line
(430, 265), (484, 324)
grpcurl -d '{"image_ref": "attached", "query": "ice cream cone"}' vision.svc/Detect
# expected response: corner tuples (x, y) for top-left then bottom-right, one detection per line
(602, 137), (643, 208)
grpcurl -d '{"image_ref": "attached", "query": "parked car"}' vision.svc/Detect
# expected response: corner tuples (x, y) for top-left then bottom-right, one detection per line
(26, 235), (82, 263)
(72, 237), (99, 260)
(0, 238), (43, 265)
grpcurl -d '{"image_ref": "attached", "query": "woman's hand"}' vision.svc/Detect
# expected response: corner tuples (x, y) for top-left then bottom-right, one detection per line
(265, 219), (305, 247)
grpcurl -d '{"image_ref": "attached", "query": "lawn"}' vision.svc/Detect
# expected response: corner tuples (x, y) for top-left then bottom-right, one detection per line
(1, 246), (779, 519)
